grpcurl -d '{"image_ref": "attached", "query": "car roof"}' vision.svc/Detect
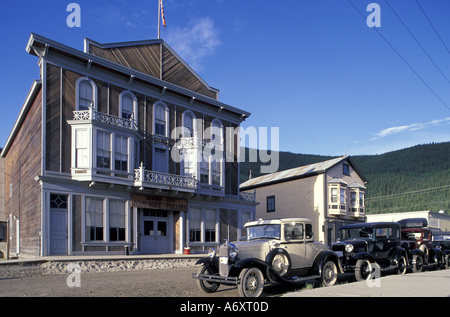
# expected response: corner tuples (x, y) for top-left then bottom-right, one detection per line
(340, 222), (400, 229)
(244, 218), (313, 227)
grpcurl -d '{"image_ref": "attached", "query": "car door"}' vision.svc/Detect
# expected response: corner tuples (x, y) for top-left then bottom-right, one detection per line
(282, 222), (308, 269)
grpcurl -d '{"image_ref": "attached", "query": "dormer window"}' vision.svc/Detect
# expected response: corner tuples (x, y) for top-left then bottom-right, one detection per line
(76, 77), (97, 110)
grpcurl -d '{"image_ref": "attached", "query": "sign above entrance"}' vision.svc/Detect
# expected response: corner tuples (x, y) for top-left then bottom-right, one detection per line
(131, 194), (188, 212)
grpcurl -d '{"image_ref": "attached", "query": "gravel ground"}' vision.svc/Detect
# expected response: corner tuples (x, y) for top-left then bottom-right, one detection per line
(0, 258), (199, 278)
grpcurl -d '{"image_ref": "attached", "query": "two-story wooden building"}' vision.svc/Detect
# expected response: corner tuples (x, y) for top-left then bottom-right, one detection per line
(1, 33), (257, 257)
(240, 156), (367, 246)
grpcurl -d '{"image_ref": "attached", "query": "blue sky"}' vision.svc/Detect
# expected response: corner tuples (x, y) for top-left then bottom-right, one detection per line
(1, 0), (449, 156)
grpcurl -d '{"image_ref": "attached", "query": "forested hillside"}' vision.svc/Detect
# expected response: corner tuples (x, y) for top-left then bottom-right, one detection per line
(239, 142), (450, 214)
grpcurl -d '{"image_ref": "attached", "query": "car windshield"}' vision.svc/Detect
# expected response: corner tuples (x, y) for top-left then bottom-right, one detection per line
(401, 231), (422, 241)
(340, 227), (373, 240)
(247, 224), (281, 240)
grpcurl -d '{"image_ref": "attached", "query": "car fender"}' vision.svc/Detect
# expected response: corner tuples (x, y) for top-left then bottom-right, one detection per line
(407, 248), (425, 259)
(428, 247), (443, 264)
(346, 252), (376, 267)
(313, 250), (344, 275)
(234, 257), (270, 270)
(388, 247), (408, 264)
(195, 257), (219, 272)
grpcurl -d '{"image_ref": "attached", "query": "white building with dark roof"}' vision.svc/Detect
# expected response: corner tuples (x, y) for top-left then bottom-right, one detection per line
(240, 156), (367, 245)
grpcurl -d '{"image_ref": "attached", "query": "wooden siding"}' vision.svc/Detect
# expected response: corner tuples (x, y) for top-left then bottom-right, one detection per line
(88, 42), (218, 100)
(89, 44), (161, 79)
(161, 46), (218, 99)
(5, 89), (42, 256)
(46, 64), (61, 172)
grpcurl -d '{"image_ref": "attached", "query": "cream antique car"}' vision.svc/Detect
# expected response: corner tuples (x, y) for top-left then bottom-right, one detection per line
(193, 218), (342, 297)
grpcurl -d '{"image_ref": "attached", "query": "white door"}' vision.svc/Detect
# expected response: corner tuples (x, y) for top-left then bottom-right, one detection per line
(50, 210), (68, 255)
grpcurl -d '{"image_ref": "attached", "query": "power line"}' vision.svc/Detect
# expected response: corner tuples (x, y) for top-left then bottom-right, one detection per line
(346, 0), (450, 112)
(415, 0), (450, 57)
(366, 184), (450, 201)
(385, 0), (450, 87)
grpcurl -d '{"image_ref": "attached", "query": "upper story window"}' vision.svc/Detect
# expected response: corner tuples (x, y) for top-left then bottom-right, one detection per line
(119, 91), (137, 121)
(211, 119), (223, 142)
(182, 110), (196, 137)
(76, 77), (97, 110)
(154, 102), (168, 137)
(343, 163), (350, 176)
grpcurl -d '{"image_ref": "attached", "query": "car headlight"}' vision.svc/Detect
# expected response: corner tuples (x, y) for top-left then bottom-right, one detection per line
(229, 243), (238, 259)
(345, 244), (354, 253)
(208, 247), (217, 259)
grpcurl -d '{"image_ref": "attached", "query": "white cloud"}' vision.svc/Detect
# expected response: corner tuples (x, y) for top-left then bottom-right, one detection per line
(164, 17), (221, 71)
(371, 117), (450, 141)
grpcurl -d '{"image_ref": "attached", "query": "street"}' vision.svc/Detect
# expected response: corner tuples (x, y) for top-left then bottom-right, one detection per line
(0, 263), (449, 297)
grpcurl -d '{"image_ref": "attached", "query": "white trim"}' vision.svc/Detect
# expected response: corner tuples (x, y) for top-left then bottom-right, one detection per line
(153, 101), (169, 138)
(75, 77), (98, 111)
(119, 90), (138, 123)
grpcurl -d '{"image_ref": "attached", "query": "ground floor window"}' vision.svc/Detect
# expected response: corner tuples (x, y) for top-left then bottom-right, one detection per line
(110, 200), (126, 241)
(86, 197), (104, 241)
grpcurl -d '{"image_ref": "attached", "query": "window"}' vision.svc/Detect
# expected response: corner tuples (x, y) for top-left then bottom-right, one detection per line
(183, 111), (195, 137)
(120, 92), (136, 120)
(343, 163), (350, 176)
(154, 102), (168, 137)
(77, 78), (97, 111)
(86, 198), (104, 241)
(211, 119), (223, 142)
(97, 131), (111, 169)
(284, 223), (303, 240)
(200, 158), (209, 183)
(205, 208), (216, 242)
(75, 129), (89, 168)
(240, 211), (252, 239)
(189, 208), (201, 242)
(331, 188), (338, 203)
(50, 194), (68, 209)
(267, 196), (275, 213)
(359, 192), (365, 207)
(340, 188), (346, 204)
(115, 135), (128, 172)
(211, 158), (221, 186)
(109, 200), (126, 241)
(183, 149), (195, 177)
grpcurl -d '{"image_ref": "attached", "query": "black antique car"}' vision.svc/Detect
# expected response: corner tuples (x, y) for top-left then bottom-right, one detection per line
(331, 222), (409, 281)
(432, 231), (450, 268)
(399, 218), (447, 271)
(193, 218), (342, 297)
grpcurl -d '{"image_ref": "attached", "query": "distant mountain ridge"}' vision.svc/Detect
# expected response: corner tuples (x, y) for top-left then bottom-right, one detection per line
(239, 142), (450, 214)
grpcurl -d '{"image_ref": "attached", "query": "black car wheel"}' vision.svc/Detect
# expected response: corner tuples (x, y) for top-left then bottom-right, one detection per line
(355, 259), (373, 281)
(412, 254), (424, 273)
(238, 267), (265, 297)
(321, 260), (338, 287)
(196, 265), (220, 293)
(396, 255), (407, 275)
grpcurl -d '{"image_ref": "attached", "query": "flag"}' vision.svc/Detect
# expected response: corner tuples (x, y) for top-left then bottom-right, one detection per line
(160, 0), (166, 28)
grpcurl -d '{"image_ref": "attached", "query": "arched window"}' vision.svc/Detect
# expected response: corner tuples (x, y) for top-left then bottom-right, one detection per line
(76, 77), (97, 111)
(211, 119), (223, 142)
(154, 102), (168, 137)
(119, 91), (137, 121)
(182, 110), (196, 138)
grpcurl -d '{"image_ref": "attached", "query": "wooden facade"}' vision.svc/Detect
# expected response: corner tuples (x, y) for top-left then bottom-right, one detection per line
(1, 33), (256, 257)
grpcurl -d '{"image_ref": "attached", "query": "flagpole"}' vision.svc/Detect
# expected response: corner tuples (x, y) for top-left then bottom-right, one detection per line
(158, 0), (161, 39)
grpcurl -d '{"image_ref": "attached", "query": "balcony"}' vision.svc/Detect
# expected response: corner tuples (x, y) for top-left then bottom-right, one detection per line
(72, 108), (137, 131)
(134, 163), (197, 193)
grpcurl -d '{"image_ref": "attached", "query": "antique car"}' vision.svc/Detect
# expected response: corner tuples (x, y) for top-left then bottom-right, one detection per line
(192, 218), (342, 297)
(331, 222), (409, 281)
(399, 218), (446, 271)
(432, 231), (450, 268)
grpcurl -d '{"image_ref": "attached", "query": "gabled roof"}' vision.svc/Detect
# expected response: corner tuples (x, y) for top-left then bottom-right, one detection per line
(240, 156), (367, 190)
(84, 38), (219, 99)
(26, 33), (251, 120)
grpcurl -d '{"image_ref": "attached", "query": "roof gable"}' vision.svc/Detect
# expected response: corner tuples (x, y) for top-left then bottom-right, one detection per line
(240, 156), (367, 190)
(85, 38), (219, 100)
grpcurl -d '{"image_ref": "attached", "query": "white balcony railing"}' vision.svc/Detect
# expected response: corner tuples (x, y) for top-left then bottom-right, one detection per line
(239, 190), (256, 202)
(134, 163), (197, 191)
(73, 108), (137, 130)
